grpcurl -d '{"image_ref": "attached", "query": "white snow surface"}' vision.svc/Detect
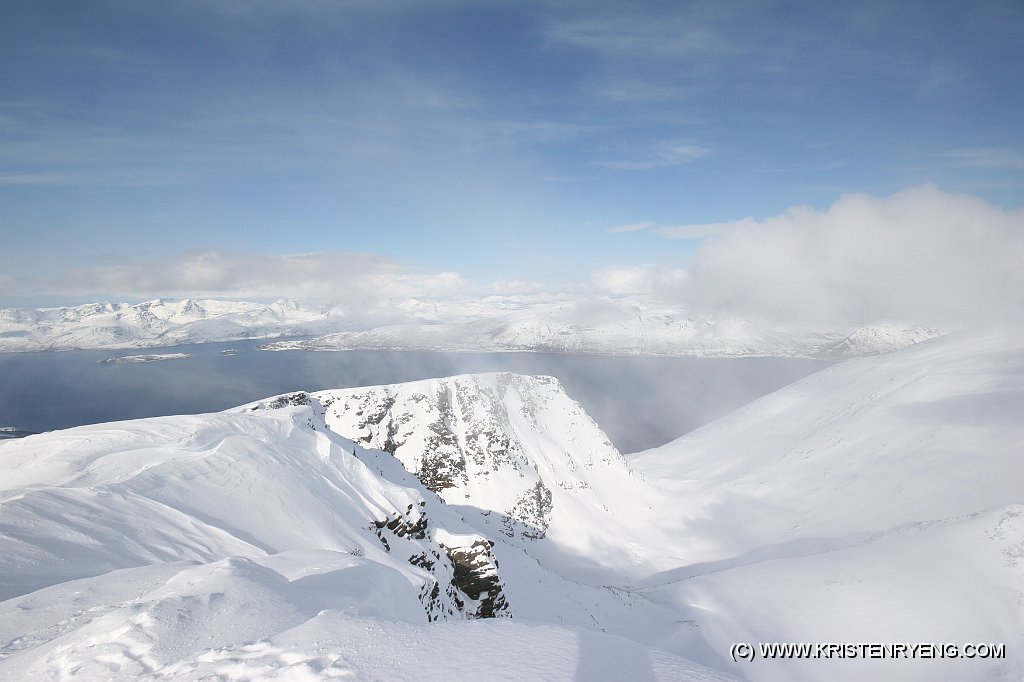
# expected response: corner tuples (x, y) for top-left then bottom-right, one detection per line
(0, 295), (942, 358)
(1, 328), (1021, 681)
(630, 328), (1024, 681)
(0, 388), (728, 680)
(242, 374), (685, 581)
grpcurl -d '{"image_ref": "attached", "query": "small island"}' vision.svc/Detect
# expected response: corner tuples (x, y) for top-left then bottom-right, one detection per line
(98, 353), (191, 364)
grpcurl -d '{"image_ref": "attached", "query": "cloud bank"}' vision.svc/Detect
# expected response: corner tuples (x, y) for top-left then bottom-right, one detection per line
(683, 185), (1024, 327)
(4, 187), (1020, 331)
(7, 251), (468, 307)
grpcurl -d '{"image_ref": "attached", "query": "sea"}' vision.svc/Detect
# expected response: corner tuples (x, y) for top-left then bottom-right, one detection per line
(0, 340), (826, 455)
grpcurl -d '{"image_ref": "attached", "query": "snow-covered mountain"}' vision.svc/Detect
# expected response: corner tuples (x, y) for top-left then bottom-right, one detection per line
(261, 297), (944, 358)
(0, 295), (942, 358)
(1, 328), (1019, 680)
(0, 400), (727, 680)
(0, 298), (335, 352)
(242, 374), (682, 580)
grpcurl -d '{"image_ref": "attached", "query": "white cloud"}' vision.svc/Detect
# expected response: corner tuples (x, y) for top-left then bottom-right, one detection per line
(7, 187), (1020, 333)
(684, 185), (1024, 327)
(590, 265), (689, 297)
(7, 250), (470, 305)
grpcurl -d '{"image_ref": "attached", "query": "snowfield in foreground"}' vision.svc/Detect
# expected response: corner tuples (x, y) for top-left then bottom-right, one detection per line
(0, 328), (1020, 681)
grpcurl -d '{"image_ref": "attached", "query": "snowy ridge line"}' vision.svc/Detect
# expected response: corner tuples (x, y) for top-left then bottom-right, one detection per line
(240, 372), (681, 583)
(0, 295), (944, 358)
(0, 382), (736, 680)
(0, 408), (504, 622)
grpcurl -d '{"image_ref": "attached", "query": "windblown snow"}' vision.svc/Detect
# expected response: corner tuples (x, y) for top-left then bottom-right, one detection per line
(0, 329), (1020, 681)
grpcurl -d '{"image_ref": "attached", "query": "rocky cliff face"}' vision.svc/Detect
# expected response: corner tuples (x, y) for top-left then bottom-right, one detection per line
(237, 389), (517, 621)
(246, 374), (679, 581)
(298, 373), (632, 543)
(370, 502), (509, 621)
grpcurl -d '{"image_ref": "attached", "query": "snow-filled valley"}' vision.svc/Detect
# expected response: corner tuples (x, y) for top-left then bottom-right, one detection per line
(0, 329), (1021, 681)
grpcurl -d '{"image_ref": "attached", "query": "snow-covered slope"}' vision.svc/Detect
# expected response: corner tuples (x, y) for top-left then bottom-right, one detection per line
(243, 374), (682, 581)
(0, 395), (730, 680)
(0, 295), (942, 357)
(631, 329), (1024, 550)
(0, 409), (508, 621)
(0, 563), (726, 682)
(630, 329), (1024, 681)
(1, 329), (1019, 681)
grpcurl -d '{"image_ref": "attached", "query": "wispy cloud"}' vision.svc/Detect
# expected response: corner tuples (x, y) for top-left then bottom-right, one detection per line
(606, 219), (746, 239)
(580, 77), (696, 103)
(916, 59), (970, 97)
(945, 148), (1024, 171)
(540, 175), (593, 183)
(606, 222), (655, 234)
(657, 219), (758, 240)
(3, 251), (470, 304)
(596, 143), (712, 170)
(0, 173), (77, 186)
(543, 8), (729, 58)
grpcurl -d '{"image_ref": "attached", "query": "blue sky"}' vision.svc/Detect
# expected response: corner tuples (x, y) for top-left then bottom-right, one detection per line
(1, 0), (1022, 308)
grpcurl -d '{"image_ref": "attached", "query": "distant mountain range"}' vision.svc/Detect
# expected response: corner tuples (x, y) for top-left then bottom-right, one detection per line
(0, 296), (943, 358)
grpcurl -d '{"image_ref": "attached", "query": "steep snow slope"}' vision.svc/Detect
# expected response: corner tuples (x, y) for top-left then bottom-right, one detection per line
(0, 401), (731, 680)
(0, 409), (509, 621)
(630, 329), (1024, 681)
(632, 329), (1024, 550)
(243, 374), (686, 582)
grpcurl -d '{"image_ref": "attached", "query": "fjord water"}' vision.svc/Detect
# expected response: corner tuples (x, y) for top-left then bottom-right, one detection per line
(0, 341), (824, 454)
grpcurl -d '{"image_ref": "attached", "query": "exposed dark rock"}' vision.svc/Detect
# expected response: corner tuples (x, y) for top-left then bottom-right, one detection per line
(440, 539), (509, 619)
(267, 392), (311, 409)
(506, 480), (554, 539)
(373, 508), (428, 541)
(372, 507), (509, 621)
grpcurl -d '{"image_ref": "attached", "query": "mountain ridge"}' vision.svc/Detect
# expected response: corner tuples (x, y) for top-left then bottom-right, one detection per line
(0, 296), (943, 358)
